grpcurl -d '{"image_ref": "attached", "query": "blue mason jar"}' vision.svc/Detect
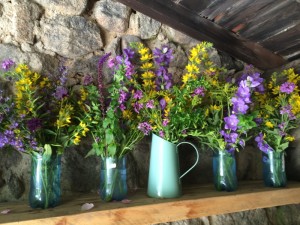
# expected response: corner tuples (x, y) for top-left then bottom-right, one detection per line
(100, 156), (127, 201)
(213, 150), (237, 192)
(29, 153), (61, 209)
(262, 151), (286, 187)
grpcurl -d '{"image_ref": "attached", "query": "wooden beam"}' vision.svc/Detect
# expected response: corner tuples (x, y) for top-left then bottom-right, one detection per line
(1, 181), (300, 225)
(116, 0), (287, 70)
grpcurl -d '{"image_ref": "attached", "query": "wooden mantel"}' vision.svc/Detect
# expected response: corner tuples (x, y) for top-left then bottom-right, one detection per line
(1, 181), (300, 225)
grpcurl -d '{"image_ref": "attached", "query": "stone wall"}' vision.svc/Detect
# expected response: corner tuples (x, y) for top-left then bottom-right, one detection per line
(0, 0), (299, 224)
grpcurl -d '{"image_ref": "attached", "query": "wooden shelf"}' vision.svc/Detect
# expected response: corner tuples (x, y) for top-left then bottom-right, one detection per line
(1, 181), (300, 225)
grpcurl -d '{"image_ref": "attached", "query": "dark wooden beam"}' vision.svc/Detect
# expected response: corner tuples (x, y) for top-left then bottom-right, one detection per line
(116, 0), (287, 70)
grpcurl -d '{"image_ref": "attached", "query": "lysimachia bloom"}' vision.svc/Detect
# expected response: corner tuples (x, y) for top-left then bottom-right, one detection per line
(224, 114), (239, 131)
(280, 82), (295, 94)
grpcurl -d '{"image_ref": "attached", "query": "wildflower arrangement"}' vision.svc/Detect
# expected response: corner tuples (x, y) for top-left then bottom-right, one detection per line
(190, 64), (264, 153)
(116, 42), (219, 143)
(0, 59), (89, 156)
(79, 52), (144, 158)
(254, 68), (300, 153)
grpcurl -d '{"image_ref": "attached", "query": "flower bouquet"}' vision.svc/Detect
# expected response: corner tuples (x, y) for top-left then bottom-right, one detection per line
(254, 68), (300, 187)
(190, 64), (264, 191)
(0, 59), (88, 208)
(79, 52), (144, 201)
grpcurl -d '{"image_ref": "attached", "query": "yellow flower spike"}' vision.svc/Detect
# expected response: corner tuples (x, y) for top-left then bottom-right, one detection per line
(272, 86), (280, 95)
(73, 133), (81, 145)
(140, 54), (152, 61)
(142, 71), (155, 79)
(141, 62), (153, 70)
(205, 108), (209, 117)
(122, 110), (133, 120)
(265, 121), (274, 128)
(138, 47), (149, 56)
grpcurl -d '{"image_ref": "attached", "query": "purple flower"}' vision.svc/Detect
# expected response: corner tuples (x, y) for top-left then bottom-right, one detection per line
(220, 130), (238, 144)
(2, 59), (15, 71)
(83, 74), (93, 85)
(280, 105), (296, 120)
(146, 100), (155, 109)
(118, 90), (128, 104)
(159, 130), (165, 138)
(123, 48), (135, 59)
(280, 82), (295, 94)
(254, 117), (263, 125)
(255, 133), (273, 153)
(231, 97), (249, 114)
(162, 119), (169, 126)
(54, 86), (68, 100)
(153, 46), (173, 66)
(236, 81), (251, 103)
(159, 98), (166, 110)
(119, 104), (126, 111)
(125, 64), (135, 79)
(224, 115), (239, 131)
(138, 122), (152, 135)
(278, 122), (286, 131)
(134, 102), (143, 113)
(27, 118), (42, 132)
(107, 58), (116, 68)
(193, 87), (205, 96)
(133, 90), (143, 100)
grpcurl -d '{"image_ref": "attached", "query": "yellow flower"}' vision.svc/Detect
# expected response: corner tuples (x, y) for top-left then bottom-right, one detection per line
(142, 71), (155, 79)
(138, 47), (149, 56)
(290, 93), (300, 114)
(210, 105), (221, 111)
(122, 110), (132, 119)
(73, 133), (81, 145)
(265, 121), (274, 128)
(56, 104), (73, 128)
(285, 136), (295, 142)
(185, 64), (199, 73)
(141, 62), (153, 70)
(205, 108), (209, 117)
(140, 54), (152, 61)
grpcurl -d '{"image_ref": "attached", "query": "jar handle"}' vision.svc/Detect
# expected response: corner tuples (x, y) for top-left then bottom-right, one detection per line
(176, 142), (199, 179)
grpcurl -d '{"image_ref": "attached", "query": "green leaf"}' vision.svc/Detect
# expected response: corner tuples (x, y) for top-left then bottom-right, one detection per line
(108, 144), (117, 156)
(43, 144), (52, 162)
(105, 129), (114, 145)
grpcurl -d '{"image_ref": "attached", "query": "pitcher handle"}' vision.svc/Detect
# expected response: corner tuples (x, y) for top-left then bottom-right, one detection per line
(176, 141), (199, 179)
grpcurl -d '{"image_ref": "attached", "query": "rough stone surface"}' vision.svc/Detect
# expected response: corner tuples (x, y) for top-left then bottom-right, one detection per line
(7, 174), (25, 199)
(32, 0), (87, 16)
(93, 0), (131, 33)
(38, 15), (103, 58)
(0, 44), (59, 74)
(137, 12), (161, 40)
(12, 0), (42, 44)
(162, 25), (199, 47)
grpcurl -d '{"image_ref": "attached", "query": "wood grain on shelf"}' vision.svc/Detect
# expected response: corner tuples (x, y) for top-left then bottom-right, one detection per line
(0, 181), (300, 225)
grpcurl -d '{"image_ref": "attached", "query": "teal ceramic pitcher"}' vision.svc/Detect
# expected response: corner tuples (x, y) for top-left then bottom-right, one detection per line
(147, 133), (199, 198)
